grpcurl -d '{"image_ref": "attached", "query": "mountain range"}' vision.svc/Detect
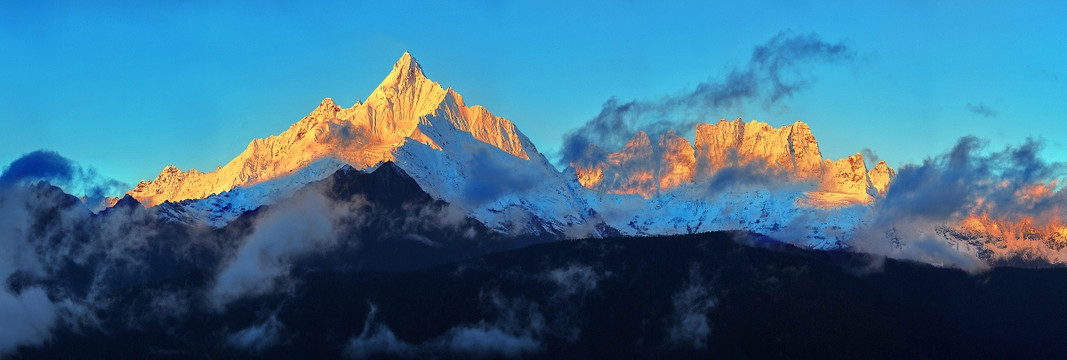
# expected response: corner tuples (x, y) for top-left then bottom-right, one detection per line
(112, 52), (1065, 266)
(5, 51), (1067, 359)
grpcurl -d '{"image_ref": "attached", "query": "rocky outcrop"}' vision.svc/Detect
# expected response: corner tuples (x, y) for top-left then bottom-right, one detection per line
(694, 119), (746, 176)
(820, 153), (875, 198)
(868, 160), (895, 196)
(694, 119), (823, 179)
(789, 121), (824, 179)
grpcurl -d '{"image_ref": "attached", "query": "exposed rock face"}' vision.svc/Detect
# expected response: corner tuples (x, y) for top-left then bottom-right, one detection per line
(694, 120), (746, 176)
(868, 160), (895, 196)
(789, 121), (824, 179)
(694, 119), (823, 179)
(821, 153), (874, 197)
(657, 131), (696, 190)
(573, 118), (893, 206)
(129, 52), (533, 206)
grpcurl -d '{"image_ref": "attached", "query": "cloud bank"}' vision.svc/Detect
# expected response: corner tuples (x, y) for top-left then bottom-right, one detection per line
(851, 136), (1067, 270)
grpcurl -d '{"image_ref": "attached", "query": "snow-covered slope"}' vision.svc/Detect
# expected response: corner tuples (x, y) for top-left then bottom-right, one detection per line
(581, 179), (868, 250)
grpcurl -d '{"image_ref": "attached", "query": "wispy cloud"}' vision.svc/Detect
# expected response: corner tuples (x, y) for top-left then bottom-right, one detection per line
(559, 31), (853, 167)
(966, 102), (999, 118)
(665, 265), (717, 349)
(346, 292), (547, 359)
(208, 188), (366, 309)
(226, 315), (286, 353)
(861, 148), (880, 164)
(345, 303), (415, 359)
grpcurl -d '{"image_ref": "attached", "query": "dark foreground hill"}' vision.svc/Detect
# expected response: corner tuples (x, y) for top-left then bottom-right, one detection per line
(16, 232), (1067, 359)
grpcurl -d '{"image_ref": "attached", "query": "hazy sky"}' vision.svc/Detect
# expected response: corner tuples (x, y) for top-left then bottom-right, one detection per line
(2, 0), (1065, 187)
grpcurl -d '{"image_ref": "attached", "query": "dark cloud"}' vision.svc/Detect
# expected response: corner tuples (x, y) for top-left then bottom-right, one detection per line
(750, 32), (853, 103)
(0, 150), (74, 187)
(966, 102), (999, 118)
(462, 145), (542, 207)
(877, 136), (1065, 223)
(849, 136), (1067, 271)
(0, 150), (127, 205)
(559, 31), (853, 166)
(861, 148), (880, 164)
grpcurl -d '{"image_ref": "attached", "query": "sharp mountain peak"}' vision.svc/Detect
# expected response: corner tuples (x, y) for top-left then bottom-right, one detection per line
(128, 52), (535, 207)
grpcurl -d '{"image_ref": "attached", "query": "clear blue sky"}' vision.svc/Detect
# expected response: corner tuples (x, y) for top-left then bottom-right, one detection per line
(2, 0), (1065, 188)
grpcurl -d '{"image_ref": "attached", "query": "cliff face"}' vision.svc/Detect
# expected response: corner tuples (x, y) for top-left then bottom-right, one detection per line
(694, 119), (824, 179)
(821, 153), (875, 197)
(574, 118), (894, 206)
(657, 131), (696, 191)
(868, 160), (895, 196)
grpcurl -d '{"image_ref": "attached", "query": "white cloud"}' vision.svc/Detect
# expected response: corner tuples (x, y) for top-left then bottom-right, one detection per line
(345, 303), (414, 359)
(226, 315), (285, 353)
(665, 266), (717, 349)
(209, 190), (365, 309)
(0, 287), (58, 354)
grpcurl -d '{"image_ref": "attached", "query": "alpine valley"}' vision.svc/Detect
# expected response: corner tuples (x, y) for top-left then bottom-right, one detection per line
(4, 53), (1067, 358)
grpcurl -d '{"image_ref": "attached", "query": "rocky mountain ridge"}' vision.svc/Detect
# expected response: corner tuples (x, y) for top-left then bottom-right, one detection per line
(573, 118), (894, 204)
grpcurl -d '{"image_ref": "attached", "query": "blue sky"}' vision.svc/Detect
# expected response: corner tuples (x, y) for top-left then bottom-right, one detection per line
(1, 0), (1065, 189)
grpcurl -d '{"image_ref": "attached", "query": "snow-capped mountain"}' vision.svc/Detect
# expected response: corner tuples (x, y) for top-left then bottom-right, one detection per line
(130, 52), (524, 206)
(124, 52), (892, 243)
(129, 53), (598, 235)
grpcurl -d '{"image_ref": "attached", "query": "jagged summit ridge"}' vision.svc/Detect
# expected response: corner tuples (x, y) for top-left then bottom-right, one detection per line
(129, 52), (536, 207)
(574, 118), (893, 205)
(378, 51), (426, 92)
